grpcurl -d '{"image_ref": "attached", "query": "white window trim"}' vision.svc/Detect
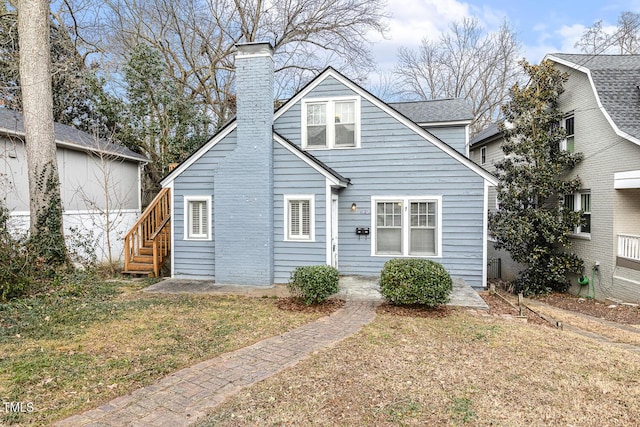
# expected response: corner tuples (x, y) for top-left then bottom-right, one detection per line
(370, 196), (443, 258)
(565, 191), (591, 239)
(284, 194), (316, 242)
(184, 195), (212, 241)
(480, 146), (486, 164)
(301, 96), (361, 150)
(559, 114), (575, 152)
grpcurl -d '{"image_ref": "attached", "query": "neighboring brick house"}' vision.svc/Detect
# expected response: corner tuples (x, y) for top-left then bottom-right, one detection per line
(129, 42), (497, 287)
(471, 54), (640, 303)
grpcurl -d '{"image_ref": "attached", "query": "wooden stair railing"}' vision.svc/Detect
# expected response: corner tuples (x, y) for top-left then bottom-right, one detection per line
(123, 187), (171, 277)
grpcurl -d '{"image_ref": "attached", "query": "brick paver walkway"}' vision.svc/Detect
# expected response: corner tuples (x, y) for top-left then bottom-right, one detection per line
(54, 300), (379, 427)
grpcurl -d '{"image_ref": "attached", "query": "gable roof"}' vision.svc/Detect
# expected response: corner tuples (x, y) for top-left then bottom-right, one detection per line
(545, 53), (640, 145)
(388, 99), (473, 125)
(163, 67), (498, 187)
(274, 67), (497, 185)
(0, 107), (147, 162)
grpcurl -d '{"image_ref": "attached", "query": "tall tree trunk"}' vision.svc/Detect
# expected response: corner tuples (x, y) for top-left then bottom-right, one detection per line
(17, 0), (68, 265)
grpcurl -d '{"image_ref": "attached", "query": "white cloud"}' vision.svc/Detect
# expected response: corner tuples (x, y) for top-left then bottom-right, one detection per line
(557, 24), (586, 52)
(524, 22), (585, 63)
(470, 4), (508, 29)
(369, 0), (512, 75)
(367, 0), (471, 80)
(372, 0), (470, 46)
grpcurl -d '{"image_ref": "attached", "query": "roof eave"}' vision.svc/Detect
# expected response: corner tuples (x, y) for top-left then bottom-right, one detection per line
(546, 54), (640, 147)
(418, 119), (472, 127)
(0, 127), (147, 163)
(273, 133), (350, 186)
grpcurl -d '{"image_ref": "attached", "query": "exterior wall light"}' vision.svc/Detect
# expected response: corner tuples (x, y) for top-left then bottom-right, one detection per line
(351, 203), (357, 211)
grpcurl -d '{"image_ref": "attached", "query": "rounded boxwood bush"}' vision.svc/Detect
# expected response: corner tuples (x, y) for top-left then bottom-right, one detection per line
(379, 258), (452, 307)
(288, 265), (339, 305)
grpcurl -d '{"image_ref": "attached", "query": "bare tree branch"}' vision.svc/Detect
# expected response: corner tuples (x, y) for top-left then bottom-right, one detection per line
(394, 18), (522, 136)
(576, 11), (640, 55)
(85, 0), (388, 125)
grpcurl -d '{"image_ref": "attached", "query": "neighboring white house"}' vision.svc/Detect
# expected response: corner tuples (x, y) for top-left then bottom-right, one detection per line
(0, 107), (147, 263)
(471, 54), (640, 303)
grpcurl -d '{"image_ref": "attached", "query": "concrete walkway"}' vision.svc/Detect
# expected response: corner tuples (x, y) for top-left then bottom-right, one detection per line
(55, 276), (487, 426)
(143, 275), (489, 310)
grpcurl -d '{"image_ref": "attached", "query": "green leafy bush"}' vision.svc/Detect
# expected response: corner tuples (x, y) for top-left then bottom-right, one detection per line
(379, 258), (452, 307)
(288, 265), (339, 305)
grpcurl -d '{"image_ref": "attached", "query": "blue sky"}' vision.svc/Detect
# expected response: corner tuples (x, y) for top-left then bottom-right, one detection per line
(370, 0), (640, 72)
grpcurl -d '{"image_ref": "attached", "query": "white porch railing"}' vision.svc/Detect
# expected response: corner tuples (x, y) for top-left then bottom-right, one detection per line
(618, 234), (640, 262)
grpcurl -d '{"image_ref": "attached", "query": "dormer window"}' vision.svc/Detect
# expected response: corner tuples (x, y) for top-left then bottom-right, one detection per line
(302, 97), (360, 149)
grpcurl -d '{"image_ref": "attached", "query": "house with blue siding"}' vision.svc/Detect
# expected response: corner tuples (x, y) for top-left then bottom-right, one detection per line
(153, 42), (497, 289)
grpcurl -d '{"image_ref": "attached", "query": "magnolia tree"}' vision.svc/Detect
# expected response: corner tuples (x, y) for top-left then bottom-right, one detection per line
(490, 60), (584, 295)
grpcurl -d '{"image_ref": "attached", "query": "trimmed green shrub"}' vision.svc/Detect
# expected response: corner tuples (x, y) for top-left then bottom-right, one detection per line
(380, 258), (452, 307)
(288, 265), (339, 305)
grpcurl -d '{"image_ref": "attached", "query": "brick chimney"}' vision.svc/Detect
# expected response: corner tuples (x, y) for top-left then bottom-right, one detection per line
(213, 42), (274, 286)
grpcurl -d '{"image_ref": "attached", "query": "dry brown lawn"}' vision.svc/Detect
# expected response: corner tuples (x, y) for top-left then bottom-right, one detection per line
(0, 280), (326, 426)
(529, 303), (640, 346)
(202, 310), (640, 426)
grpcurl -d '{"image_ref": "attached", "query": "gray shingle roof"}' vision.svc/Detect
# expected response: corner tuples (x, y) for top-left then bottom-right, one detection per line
(0, 107), (147, 162)
(388, 98), (473, 124)
(549, 53), (640, 141)
(469, 122), (501, 147)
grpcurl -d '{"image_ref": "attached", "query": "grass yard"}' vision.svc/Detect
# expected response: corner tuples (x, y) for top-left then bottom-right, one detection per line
(0, 278), (325, 426)
(202, 310), (640, 426)
(529, 303), (640, 347)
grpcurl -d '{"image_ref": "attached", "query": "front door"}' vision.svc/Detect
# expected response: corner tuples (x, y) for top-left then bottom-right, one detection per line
(331, 194), (339, 268)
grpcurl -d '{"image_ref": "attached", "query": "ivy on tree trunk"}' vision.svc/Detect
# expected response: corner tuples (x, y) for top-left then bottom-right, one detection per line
(17, 0), (69, 269)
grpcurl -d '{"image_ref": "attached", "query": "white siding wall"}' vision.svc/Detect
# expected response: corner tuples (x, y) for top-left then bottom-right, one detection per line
(8, 210), (140, 263)
(1, 137), (140, 212)
(1, 136), (142, 264)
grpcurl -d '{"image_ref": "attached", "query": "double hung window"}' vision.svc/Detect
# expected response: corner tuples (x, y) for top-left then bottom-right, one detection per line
(564, 191), (591, 236)
(303, 98), (359, 149)
(373, 197), (441, 256)
(560, 115), (575, 152)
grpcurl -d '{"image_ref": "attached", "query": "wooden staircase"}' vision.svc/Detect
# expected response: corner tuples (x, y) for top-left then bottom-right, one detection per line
(123, 188), (171, 277)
